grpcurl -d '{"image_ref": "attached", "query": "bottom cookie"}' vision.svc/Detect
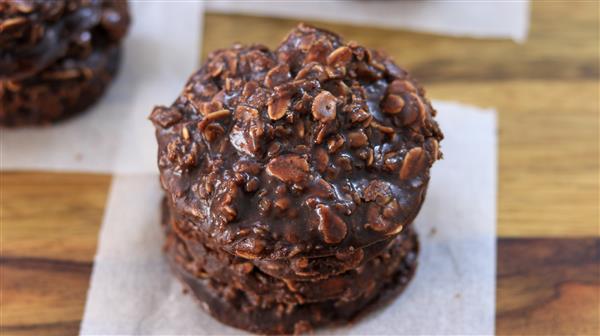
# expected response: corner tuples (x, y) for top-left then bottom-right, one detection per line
(166, 227), (419, 335)
(0, 45), (121, 127)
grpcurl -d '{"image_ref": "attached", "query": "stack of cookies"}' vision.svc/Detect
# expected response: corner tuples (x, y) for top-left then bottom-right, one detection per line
(151, 24), (443, 334)
(0, 0), (129, 126)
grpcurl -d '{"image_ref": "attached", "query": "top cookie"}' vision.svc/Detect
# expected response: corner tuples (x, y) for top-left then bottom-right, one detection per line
(151, 24), (443, 260)
(0, 0), (130, 80)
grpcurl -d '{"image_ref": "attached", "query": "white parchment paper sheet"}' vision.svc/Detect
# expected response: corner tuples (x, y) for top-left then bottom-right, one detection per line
(1, 2), (203, 173)
(206, 0), (530, 42)
(80, 101), (497, 335)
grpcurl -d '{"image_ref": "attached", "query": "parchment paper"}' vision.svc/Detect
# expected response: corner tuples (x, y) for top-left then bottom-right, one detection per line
(206, 0), (530, 42)
(80, 101), (497, 335)
(1, 2), (203, 173)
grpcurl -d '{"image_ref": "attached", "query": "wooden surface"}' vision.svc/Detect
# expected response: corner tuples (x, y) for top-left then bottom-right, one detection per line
(496, 238), (599, 335)
(1, 1), (599, 335)
(1, 173), (110, 336)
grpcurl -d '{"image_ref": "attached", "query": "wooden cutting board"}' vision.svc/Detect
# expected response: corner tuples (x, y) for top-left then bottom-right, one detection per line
(1, 2), (598, 335)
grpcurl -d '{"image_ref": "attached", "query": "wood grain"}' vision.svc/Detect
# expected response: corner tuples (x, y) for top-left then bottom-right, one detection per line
(497, 238), (600, 335)
(1, 258), (92, 336)
(202, 3), (599, 83)
(429, 80), (599, 237)
(202, 1), (600, 237)
(0, 172), (110, 336)
(1, 172), (110, 261)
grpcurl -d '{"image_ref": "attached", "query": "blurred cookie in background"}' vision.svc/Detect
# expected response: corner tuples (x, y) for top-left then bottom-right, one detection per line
(0, 0), (130, 126)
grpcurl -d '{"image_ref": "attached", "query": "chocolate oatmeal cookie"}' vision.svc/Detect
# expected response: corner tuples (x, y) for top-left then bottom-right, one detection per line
(166, 215), (418, 335)
(151, 24), (442, 261)
(164, 198), (417, 305)
(0, 0), (129, 126)
(0, 0), (129, 80)
(0, 43), (120, 126)
(151, 23), (443, 334)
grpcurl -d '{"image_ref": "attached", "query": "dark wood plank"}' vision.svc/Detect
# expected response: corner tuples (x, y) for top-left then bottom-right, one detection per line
(0, 321), (81, 336)
(496, 238), (600, 335)
(0, 258), (92, 336)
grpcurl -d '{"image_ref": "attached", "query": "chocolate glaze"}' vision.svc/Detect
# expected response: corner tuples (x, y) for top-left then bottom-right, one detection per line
(151, 24), (443, 261)
(164, 198), (417, 305)
(167, 196), (397, 281)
